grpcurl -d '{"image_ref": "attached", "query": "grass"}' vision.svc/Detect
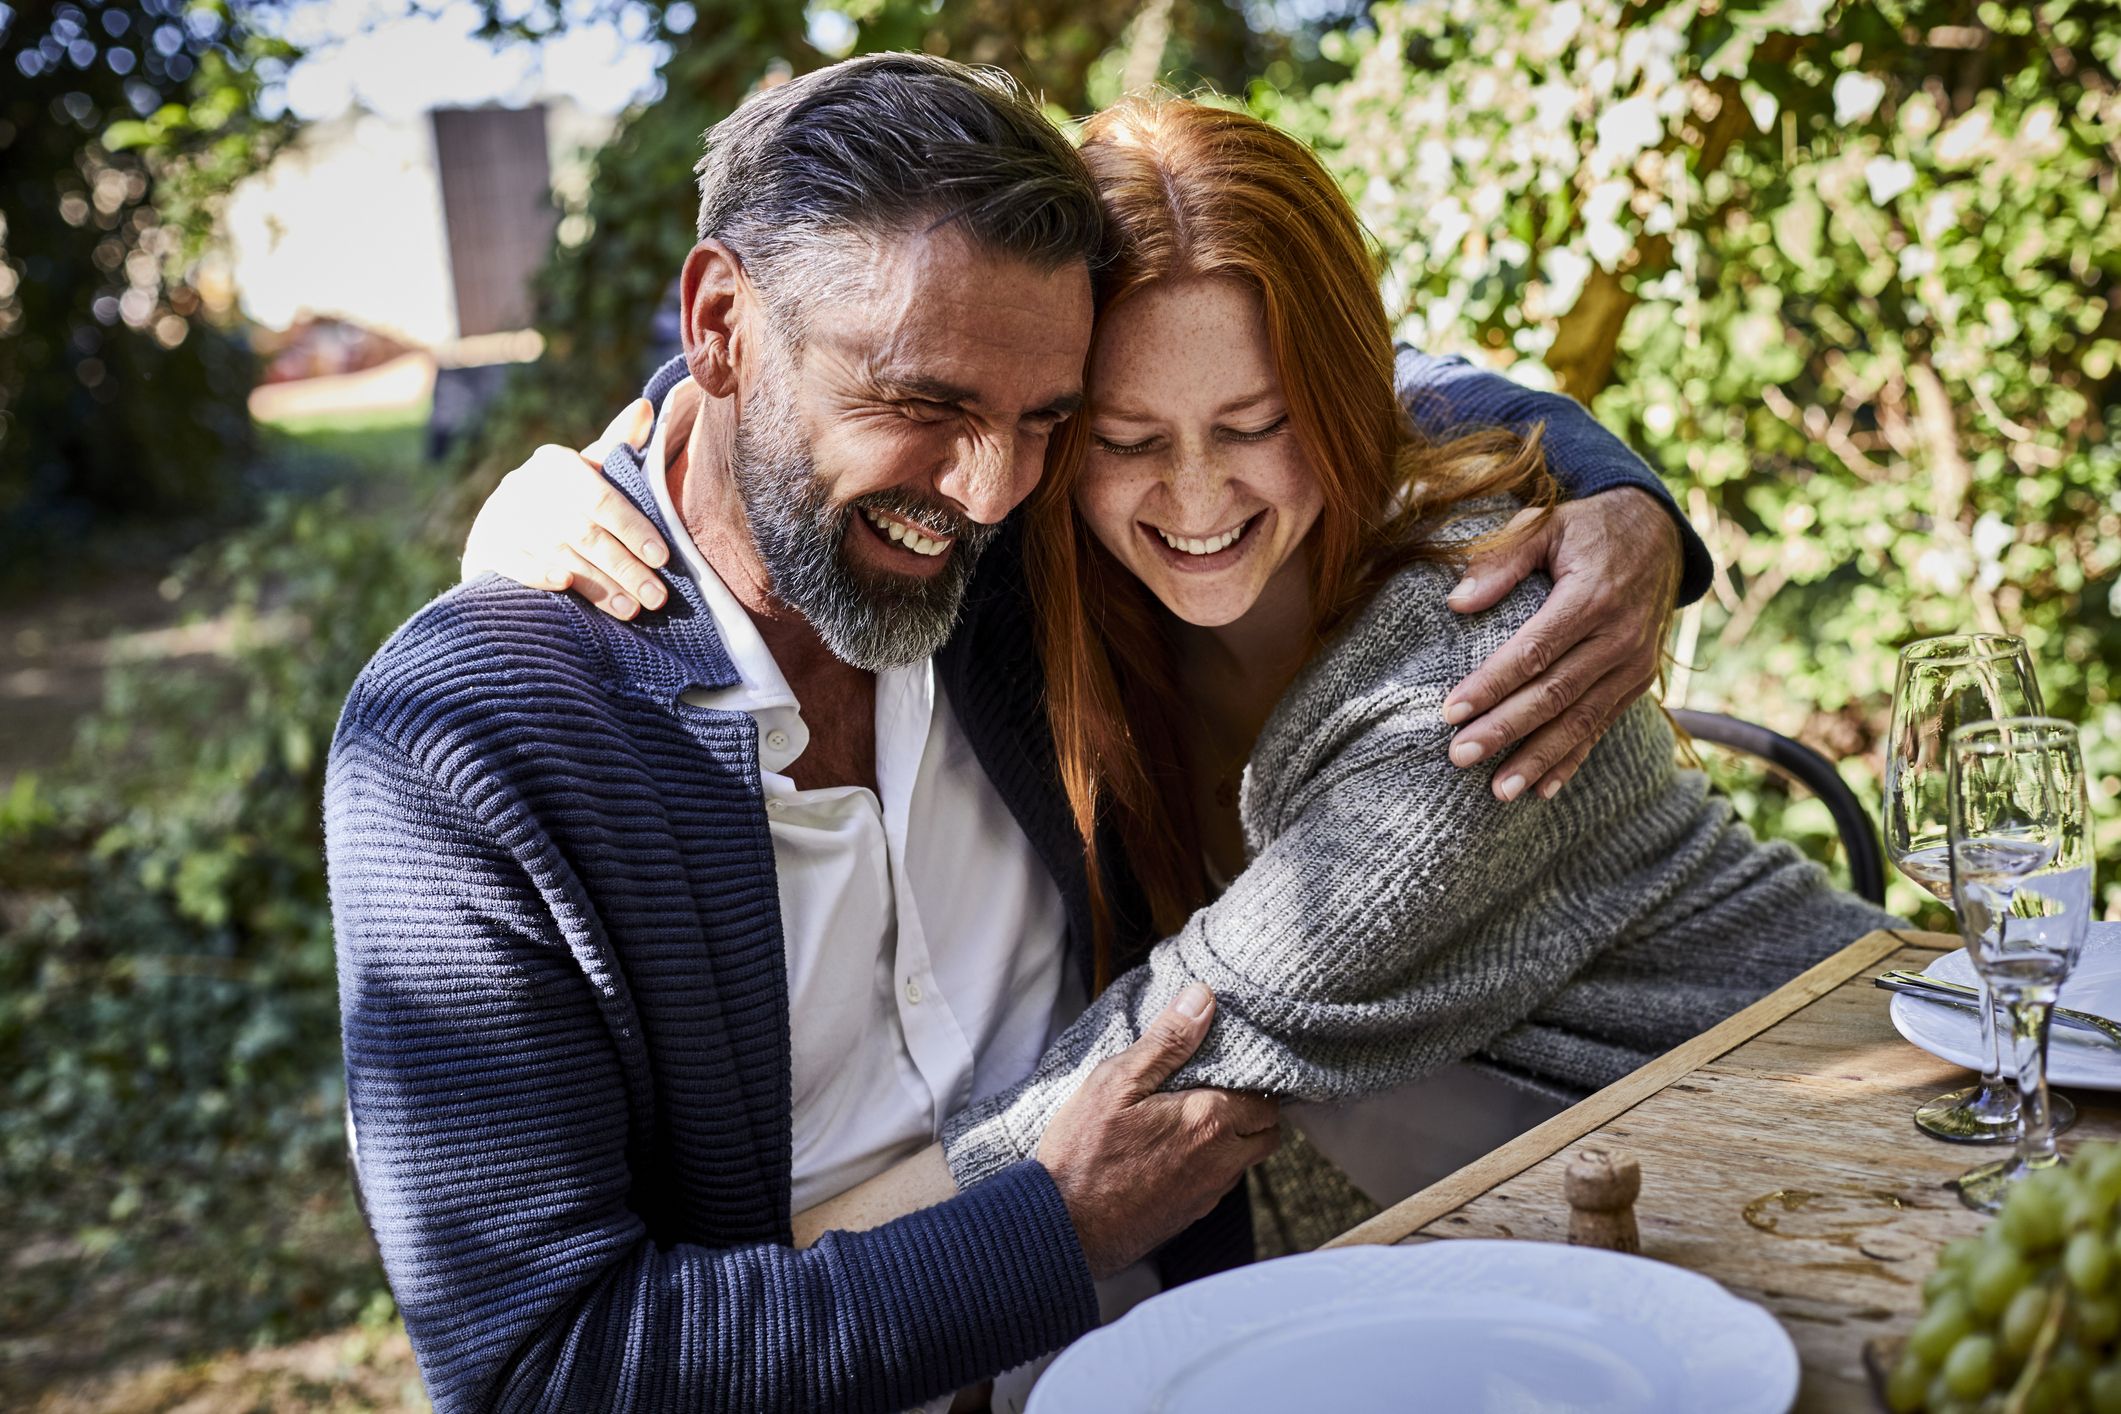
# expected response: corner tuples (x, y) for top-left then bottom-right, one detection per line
(255, 404), (433, 508)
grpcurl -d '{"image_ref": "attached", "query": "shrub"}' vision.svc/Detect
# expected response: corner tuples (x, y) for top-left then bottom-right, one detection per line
(1305, 0), (2121, 920)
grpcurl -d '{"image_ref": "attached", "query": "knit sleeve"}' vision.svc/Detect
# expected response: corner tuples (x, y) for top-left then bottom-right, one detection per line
(940, 573), (1617, 1190)
(326, 717), (1097, 1414)
(1394, 344), (1711, 606)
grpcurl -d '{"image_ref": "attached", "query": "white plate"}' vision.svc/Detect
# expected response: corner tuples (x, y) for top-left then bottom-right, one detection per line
(1889, 923), (2121, 1090)
(1027, 1241), (1797, 1414)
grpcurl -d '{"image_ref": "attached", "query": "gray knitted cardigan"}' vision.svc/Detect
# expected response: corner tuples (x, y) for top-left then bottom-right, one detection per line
(942, 515), (1899, 1188)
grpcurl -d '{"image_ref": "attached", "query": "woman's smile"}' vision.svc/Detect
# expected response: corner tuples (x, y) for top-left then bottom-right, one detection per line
(1138, 509), (1269, 572)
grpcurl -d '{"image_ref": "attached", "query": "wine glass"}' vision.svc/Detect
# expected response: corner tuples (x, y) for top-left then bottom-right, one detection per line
(1884, 634), (2073, 1141)
(1946, 718), (2095, 1213)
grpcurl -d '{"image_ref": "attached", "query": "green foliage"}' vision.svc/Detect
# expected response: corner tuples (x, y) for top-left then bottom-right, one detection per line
(0, 411), (451, 1377)
(1308, 0), (2121, 921)
(0, 0), (297, 575)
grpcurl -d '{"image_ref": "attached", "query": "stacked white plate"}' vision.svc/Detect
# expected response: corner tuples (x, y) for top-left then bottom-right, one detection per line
(1027, 1240), (1798, 1413)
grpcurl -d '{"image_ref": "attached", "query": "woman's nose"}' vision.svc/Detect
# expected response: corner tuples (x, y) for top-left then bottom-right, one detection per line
(1166, 444), (1227, 500)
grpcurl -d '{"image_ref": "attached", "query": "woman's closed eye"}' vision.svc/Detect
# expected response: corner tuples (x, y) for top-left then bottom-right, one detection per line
(1093, 431), (1161, 456)
(1094, 415), (1288, 456)
(1224, 414), (1289, 443)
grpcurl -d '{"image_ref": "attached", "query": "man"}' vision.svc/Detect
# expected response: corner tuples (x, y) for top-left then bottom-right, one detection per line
(328, 53), (1707, 1412)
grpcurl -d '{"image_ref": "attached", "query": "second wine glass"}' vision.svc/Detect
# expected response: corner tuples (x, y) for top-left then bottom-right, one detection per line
(1947, 718), (2095, 1213)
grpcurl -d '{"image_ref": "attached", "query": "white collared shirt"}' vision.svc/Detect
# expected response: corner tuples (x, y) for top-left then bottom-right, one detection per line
(645, 390), (1071, 1211)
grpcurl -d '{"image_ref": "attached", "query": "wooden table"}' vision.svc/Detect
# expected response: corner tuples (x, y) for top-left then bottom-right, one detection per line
(1325, 929), (2121, 1412)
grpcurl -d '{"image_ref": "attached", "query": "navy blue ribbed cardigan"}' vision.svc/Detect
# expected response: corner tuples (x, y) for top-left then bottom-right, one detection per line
(324, 352), (1704, 1413)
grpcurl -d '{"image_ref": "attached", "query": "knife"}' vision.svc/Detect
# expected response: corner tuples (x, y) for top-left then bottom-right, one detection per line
(1874, 971), (2121, 1050)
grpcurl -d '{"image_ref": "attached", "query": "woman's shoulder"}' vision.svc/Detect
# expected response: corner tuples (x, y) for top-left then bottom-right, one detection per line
(1249, 501), (1550, 803)
(1323, 499), (1549, 695)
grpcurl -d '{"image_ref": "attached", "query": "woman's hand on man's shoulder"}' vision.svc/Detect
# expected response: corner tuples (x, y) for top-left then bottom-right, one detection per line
(461, 399), (670, 620)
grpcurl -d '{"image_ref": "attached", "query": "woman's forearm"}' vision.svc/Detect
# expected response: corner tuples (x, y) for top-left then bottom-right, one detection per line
(942, 568), (1613, 1189)
(791, 1142), (958, 1247)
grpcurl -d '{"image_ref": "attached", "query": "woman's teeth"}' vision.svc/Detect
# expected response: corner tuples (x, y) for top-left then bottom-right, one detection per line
(863, 507), (950, 557)
(1156, 522), (1245, 556)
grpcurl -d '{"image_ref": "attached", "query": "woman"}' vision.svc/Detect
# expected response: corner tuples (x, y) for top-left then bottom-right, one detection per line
(466, 97), (1896, 1233)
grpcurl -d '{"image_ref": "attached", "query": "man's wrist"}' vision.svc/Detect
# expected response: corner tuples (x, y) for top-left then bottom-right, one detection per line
(1619, 483), (1681, 554)
(1583, 481), (1707, 607)
(1589, 484), (1686, 605)
(1033, 1155), (1112, 1279)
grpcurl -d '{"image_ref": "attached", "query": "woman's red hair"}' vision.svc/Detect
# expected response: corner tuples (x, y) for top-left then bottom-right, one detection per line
(1027, 97), (1553, 988)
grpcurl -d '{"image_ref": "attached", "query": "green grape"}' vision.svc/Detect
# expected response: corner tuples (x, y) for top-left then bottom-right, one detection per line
(1924, 1370), (1963, 1414)
(1884, 1352), (1929, 1413)
(2088, 1147), (2121, 1206)
(2004, 1283), (2053, 1358)
(1943, 1333), (1998, 1399)
(2069, 1184), (2110, 1234)
(1911, 1291), (1977, 1365)
(1925, 1265), (1961, 1303)
(2052, 1338), (2096, 1393)
(2092, 1364), (2121, 1414)
(2004, 1172), (2071, 1252)
(1940, 1237), (1984, 1274)
(2074, 1230), (2119, 1296)
(1969, 1245), (2033, 1318)
(2079, 1292), (2121, 1345)
(2020, 1373), (2063, 1414)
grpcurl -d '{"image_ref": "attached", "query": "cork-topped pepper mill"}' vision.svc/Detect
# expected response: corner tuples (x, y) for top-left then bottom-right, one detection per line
(1564, 1147), (1642, 1254)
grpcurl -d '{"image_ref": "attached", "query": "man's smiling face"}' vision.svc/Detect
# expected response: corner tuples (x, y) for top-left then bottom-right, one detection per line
(726, 223), (1093, 670)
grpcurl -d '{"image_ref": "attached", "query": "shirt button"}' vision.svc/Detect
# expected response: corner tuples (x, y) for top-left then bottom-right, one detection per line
(765, 729), (791, 752)
(765, 799), (784, 814)
(905, 979), (923, 1005)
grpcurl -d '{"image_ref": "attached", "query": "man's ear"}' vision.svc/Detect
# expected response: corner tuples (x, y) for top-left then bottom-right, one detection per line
(680, 240), (747, 399)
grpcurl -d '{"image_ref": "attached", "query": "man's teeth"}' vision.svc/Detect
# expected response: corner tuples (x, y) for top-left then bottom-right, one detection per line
(863, 507), (950, 557)
(1156, 522), (1245, 556)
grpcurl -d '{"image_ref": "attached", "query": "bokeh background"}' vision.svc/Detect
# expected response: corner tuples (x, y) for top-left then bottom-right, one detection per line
(3, 0), (2116, 1406)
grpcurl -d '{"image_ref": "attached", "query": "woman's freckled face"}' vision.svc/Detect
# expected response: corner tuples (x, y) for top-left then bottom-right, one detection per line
(1075, 276), (1324, 629)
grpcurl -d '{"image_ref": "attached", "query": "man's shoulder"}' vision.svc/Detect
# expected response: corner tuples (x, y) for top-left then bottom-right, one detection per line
(336, 576), (612, 754)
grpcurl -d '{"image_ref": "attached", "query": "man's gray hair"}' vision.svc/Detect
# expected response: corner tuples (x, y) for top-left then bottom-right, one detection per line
(694, 53), (1104, 326)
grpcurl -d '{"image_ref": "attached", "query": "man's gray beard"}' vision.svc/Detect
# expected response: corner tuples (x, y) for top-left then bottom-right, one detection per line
(729, 385), (998, 673)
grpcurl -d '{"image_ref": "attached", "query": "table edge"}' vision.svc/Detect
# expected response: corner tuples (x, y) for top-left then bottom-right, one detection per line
(1324, 927), (1945, 1249)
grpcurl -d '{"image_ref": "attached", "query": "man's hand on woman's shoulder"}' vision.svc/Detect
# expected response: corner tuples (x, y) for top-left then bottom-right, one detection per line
(1440, 488), (1684, 804)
